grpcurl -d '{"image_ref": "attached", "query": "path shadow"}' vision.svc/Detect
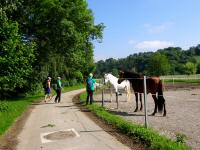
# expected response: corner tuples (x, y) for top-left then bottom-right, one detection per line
(79, 129), (116, 133)
(95, 100), (111, 103)
(108, 110), (165, 117)
(108, 110), (145, 117)
(55, 105), (75, 108)
(32, 102), (55, 105)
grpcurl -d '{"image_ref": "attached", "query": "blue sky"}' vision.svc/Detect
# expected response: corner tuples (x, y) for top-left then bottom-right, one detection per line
(86, 0), (200, 61)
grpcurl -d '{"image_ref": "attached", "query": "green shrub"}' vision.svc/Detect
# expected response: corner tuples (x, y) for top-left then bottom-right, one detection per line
(176, 132), (187, 144)
(0, 101), (9, 112)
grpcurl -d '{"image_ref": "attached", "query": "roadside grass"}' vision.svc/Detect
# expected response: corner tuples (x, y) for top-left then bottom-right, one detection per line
(0, 84), (85, 137)
(163, 79), (200, 84)
(80, 92), (191, 150)
(0, 95), (43, 136)
(62, 84), (85, 93)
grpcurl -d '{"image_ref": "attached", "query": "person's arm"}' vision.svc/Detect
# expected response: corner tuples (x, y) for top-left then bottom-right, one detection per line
(93, 79), (96, 83)
(48, 80), (50, 88)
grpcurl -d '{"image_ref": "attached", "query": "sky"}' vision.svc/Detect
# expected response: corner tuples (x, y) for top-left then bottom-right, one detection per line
(86, 0), (200, 61)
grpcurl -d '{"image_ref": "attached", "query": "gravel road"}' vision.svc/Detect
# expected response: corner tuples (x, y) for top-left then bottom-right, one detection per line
(94, 85), (200, 150)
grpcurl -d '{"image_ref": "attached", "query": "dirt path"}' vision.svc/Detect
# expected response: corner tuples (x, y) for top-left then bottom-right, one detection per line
(94, 86), (200, 150)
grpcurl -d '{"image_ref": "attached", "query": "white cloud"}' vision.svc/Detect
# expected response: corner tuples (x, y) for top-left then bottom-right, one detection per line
(144, 22), (175, 34)
(134, 40), (174, 50)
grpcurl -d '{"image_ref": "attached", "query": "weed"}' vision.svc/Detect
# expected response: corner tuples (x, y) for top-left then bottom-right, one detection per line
(176, 132), (187, 144)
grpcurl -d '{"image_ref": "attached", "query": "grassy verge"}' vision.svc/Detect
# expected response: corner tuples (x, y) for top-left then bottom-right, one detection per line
(163, 79), (200, 84)
(62, 84), (85, 93)
(0, 84), (84, 136)
(0, 95), (43, 136)
(80, 92), (191, 150)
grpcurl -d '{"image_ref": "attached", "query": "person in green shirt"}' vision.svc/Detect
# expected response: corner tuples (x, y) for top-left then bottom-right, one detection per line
(55, 77), (62, 103)
(86, 73), (96, 104)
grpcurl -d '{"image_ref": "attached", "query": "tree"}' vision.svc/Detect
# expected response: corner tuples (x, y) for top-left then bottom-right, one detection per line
(15, 0), (104, 81)
(146, 53), (171, 76)
(0, 10), (35, 98)
(184, 62), (197, 75)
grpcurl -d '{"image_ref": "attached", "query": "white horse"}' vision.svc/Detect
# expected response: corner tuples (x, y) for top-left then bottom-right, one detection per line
(104, 73), (131, 102)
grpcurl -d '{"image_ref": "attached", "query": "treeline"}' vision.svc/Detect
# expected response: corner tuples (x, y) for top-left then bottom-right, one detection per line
(0, 0), (104, 98)
(95, 45), (200, 77)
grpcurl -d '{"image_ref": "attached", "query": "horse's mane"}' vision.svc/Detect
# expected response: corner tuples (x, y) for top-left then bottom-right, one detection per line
(123, 71), (143, 78)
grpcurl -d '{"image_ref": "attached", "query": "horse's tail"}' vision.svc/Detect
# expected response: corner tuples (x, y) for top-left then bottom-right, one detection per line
(157, 79), (165, 113)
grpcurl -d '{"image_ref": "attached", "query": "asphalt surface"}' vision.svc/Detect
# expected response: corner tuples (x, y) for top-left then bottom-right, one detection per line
(16, 89), (130, 150)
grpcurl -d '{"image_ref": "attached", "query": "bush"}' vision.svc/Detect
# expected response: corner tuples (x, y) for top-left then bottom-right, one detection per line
(0, 101), (9, 112)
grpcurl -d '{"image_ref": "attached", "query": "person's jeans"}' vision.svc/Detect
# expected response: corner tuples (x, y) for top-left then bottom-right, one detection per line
(86, 90), (94, 104)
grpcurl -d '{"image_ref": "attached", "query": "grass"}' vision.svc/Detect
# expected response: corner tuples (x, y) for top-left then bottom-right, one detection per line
(163, 79), (200, 84)
(0, 95), (43, 136)
(62, 84), (85, 93)
(80, 92), (191, 150)
(0, 84), (85, 137)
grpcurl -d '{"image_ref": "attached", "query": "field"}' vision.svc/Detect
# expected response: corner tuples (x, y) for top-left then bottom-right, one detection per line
(94, 84), (200, 150)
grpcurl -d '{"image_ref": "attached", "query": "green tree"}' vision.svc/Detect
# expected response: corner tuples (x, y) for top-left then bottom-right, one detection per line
(15, 0), (104, 81)
(0, 10), (35, 98)
(112, 68), (118, 77)
(184, 62), (197, 75)
(146, 53), (171, 76)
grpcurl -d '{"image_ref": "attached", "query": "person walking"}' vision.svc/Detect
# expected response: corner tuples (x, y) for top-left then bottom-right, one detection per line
(54, 77), (62, 103)
(86, 73), (96, 105)
(44, 77), (52, 102)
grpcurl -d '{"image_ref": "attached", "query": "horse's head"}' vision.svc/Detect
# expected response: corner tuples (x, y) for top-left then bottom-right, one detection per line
(118, 70), (125, 84)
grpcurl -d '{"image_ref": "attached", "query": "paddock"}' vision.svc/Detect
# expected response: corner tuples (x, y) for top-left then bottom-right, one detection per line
(93, 85), (200, 150)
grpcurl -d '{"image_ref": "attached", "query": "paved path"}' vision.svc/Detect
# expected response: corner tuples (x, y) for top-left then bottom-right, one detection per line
(16, 89), (130, 150)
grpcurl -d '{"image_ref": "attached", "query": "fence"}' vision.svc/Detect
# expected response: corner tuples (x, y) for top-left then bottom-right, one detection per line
(95, 75), (200, 128)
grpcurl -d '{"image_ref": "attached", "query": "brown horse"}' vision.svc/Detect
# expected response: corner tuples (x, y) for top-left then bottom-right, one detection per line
(118, 71), (166, 116)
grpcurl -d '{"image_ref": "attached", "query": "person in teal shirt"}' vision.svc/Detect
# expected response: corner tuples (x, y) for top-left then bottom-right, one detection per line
(55, 77), (62, 103)
(86, 73), (96, 104)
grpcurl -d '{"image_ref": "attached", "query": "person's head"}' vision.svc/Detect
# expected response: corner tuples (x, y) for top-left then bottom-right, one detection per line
(57, 77), (61, 80)
(48, 77), (51, 80)
(89, 73), (93, 77)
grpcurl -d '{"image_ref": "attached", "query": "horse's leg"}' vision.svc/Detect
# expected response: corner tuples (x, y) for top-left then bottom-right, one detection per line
(139, 93), (143, 111)
(158, 95), (166, 116)
(110, 87), (112, 102)
(127, 89), (130, 102)
(128, 85), (131, 102)
(134, 92), (138, 112)
(115, 86), (118, 103)
(125, 86), (128, 102)
(163, 102), (166, 116)
(151, 94), (158, 116)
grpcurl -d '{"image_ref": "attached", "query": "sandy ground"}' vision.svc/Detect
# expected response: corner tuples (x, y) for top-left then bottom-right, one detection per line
(94, 85), (200, 150)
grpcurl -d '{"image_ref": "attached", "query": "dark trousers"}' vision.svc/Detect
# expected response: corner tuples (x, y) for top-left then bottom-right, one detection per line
(55, 89), (61, 103)
(86, 90), (94, 104)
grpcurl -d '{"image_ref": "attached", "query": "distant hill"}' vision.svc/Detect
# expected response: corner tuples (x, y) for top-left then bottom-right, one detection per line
(95, 44), (200, 77)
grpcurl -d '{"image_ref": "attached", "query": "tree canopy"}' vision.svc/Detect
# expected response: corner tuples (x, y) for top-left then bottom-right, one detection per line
(95, 45), (200, 77)
(0, 0), (104, 98)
